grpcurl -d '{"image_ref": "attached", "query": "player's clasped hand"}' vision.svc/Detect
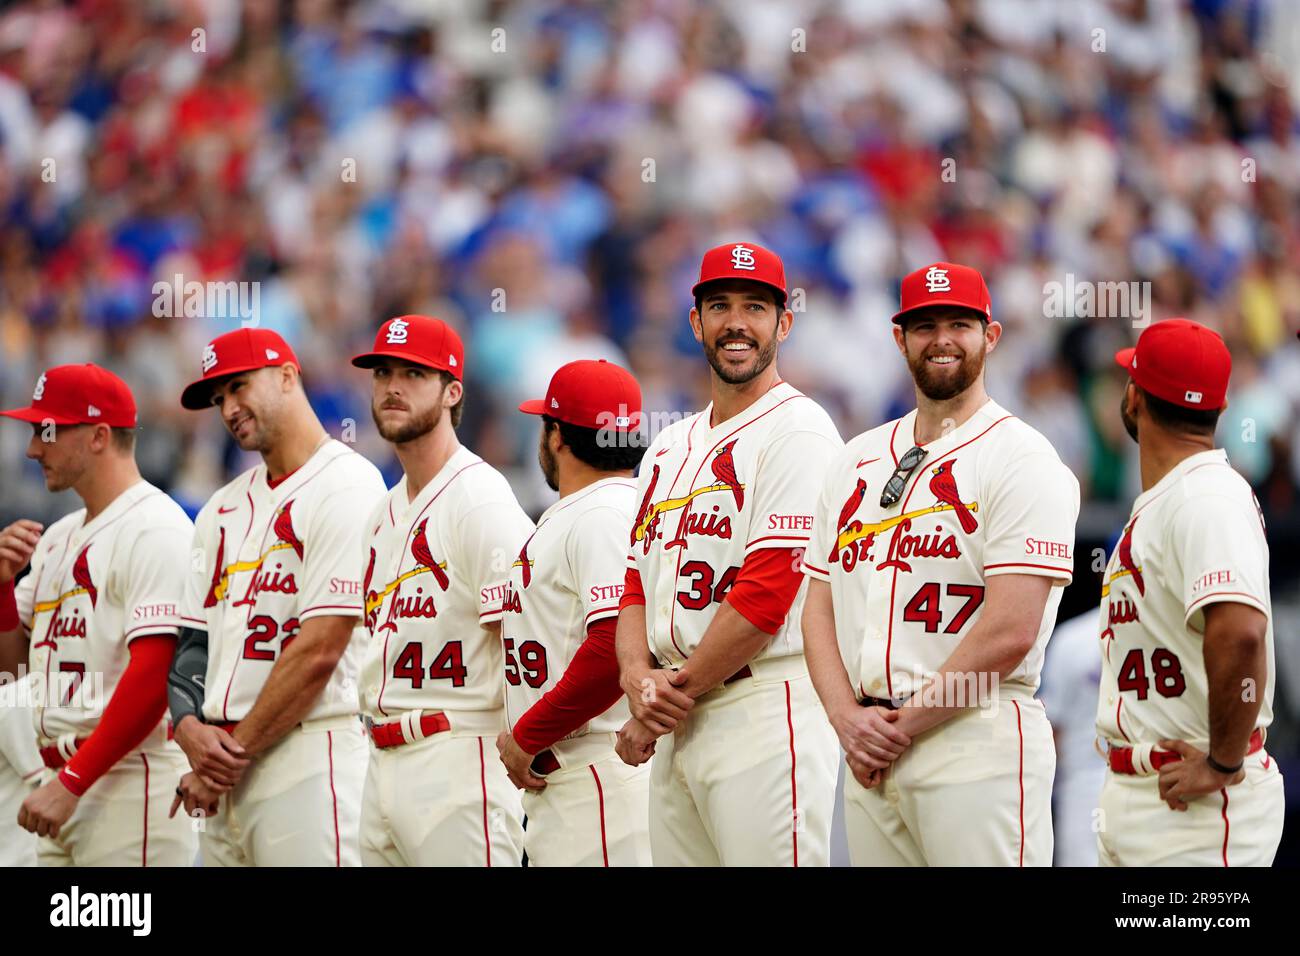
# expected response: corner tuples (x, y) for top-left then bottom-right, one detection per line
(495, 732), (547, 792)
(173, 716), (250, 791)
(17, 777), (79, 838)
(0, 518), (43, 582)
(623, 667), (693, 735)
(1156, 739), (1245, 811)
(615, 718), (658, 767)
(835, 705), (911, 767)
(169, 772), (220, 819)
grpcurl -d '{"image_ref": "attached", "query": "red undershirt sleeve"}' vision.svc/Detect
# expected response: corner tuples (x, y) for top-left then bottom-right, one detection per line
(59, 634), (176, 797)
(0, 579), (18, 631)
(725, 547), (804, 635)
(618, 566), (645, 610)
(511, 617), (622, 754)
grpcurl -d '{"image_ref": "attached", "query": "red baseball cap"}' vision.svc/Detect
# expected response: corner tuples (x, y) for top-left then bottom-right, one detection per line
(692, 242), (787, 301)
(519, 359), (642, 432)
(0, 364), (137, 428)
(892, 261), (992, 324)
(181, 328), (301, 410)
(352, 315), (464, 381)
(1115, 318), (1231, 410)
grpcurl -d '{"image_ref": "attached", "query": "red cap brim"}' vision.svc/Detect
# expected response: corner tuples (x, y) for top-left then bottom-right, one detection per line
(0, 406), (83, 425)
(180, 362), (273, 410)
(518, 399), (547, 416)
(351, 350), (460, 378)
(891, 300), (991, 324)
(1115, 347), (1135, 372)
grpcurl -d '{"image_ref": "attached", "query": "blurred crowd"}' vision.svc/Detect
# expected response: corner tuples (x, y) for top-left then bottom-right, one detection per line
(2, 0), (1300, 545)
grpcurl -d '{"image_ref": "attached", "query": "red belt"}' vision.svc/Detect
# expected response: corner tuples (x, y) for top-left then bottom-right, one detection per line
(367, 712), (451, 749)
(1108, 729), (1264, 775)
(40, 722), (177, 770)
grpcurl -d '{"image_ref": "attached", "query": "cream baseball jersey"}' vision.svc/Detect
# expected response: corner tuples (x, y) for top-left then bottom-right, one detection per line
(803, 399), (1080, 700)
(1096, 449), (1274, 746)
(359, 446), (534, 718)
(501, 477), (637, 735)
(181, 440), (386, 723)
(15, 481), (192, 742)
(629, 382), (842, 666)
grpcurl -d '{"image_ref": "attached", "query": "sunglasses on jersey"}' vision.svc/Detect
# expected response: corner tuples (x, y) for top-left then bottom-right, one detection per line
(879, 446), (928, 508)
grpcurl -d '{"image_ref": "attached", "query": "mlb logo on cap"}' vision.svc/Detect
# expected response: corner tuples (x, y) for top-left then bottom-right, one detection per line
(520, 359), (642, 432)
(1115, 318), (1231, 411)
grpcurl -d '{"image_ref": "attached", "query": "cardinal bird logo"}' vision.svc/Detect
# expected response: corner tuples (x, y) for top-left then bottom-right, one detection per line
(1116, 517), (1145, 597)
(411, 519), (451, 590)
(362, 547), (378, 629)
(517, 538), (533, 588)
(833, 478), (869, 560)
(632, 464), (661, 546)
(203, 527), (227, 608)
(929, 461), (978, 534)
(711, 441), (744, 511)
(273, 500), (304, 561)
(71, 545), (97, 609)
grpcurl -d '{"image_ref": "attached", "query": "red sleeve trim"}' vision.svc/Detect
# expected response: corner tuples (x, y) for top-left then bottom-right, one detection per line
(60, 635), (176, 796)
(584, 605), (620, 623)
(619, 567), (646, 610)
(511, 618), (622, 754)
(299, 604), (363, 616)
(1185, 591), (1267, 615)
(745, 534), (811, 549)
(984, 562), (1073, 574)
(802, 561), (829, 575)
(726, 547), (803, 635)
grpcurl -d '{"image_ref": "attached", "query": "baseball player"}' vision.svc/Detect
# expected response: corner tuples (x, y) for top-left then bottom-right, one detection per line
(615, 241), (842, 866)
(497, 359), (651, 867)
(169, 329), (385, 866)
(0, 364), (196, 866)
(1096, 319), (1283, 866)
(352, 315), (532, 866)
(0, 675), (42, 866)
(802, 261), (1080, 866)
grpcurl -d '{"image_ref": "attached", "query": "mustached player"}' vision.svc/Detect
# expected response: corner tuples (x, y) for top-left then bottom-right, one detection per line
(1096, 319), (1283, 866)
(615, 241), (843, 866)
(496, 359), (651, 866)
(802, 262), (1080, 866)
(169, 329), (386, 866)
(0, 364), (196, 865)
(353, 315), (533, 866)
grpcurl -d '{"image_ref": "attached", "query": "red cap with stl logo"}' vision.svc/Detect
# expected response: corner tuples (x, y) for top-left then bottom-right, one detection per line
(1115, 318), (1231, 410)
(519, 359), (642, 432)
(181, 328), (300, 410)
(892, 261), (992, 324)
(0, 364), (137, 427)
(352, 315), (465, 381)
(692, 242), (787, 301)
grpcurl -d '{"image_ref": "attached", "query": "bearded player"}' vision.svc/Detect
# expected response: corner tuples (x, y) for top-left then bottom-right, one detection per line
(0, 364), (195, 865)
(352, 315), (533, 866)
(614, 241), (842, 866)
(168, 329), (386, 866)
(497, 359), (651, 867)
(802, 262), (1080, 866)
(1095, 319), (1283, 866)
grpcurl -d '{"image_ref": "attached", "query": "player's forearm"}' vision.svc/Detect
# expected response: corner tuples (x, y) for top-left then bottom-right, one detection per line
(1203, 604), (1267, 766)
(674, 602), (771, 698)
(615, 603), (655, 694)
(896, 592), (1044, 737)
(234, 619), (354, 756)
(0, 627), (26, 678)
(801, 580), (857, 717)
